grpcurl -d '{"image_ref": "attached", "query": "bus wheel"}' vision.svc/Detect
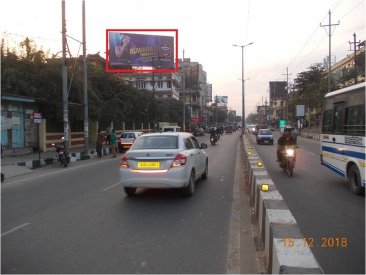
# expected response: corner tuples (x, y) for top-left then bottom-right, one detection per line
(348, 165), (363, 195)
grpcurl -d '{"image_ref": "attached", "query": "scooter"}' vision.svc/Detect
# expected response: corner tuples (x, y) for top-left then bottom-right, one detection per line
(52, 137), (70, 167)
(280, 145), (297, 177)
(210, 134), (218, 145)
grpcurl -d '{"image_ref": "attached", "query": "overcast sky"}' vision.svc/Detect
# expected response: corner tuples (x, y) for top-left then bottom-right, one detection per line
(1, 0), (365, 117)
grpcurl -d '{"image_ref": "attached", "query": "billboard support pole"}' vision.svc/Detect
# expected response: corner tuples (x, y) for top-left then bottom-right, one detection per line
(182, 49), (186, 132)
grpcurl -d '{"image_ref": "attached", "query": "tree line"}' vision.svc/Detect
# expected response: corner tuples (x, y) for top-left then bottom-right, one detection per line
(1, 38), (188, 131)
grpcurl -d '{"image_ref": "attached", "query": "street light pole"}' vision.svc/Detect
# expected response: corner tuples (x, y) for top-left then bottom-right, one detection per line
(233, 42), (253, 135)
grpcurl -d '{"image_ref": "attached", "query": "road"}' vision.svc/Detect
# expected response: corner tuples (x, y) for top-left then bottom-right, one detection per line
(248, 131), (365, 274)
(1, 132), (259, 274)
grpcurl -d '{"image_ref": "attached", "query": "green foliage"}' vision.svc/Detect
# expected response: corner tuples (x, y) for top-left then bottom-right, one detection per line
(1, 37), (182, 130)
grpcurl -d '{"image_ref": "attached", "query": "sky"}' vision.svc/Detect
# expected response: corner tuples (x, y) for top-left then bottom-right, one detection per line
(1, 0), (365, 118)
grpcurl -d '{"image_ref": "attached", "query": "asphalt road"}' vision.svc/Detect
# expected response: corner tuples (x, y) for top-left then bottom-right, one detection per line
(248, 131), (365, 274)
(1, 132), (256, 274)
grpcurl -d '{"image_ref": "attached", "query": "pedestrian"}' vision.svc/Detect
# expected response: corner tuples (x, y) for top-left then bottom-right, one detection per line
(105, 126), (111, 145)
(96, 129), (104, 159)
(110, 129), (117, 158)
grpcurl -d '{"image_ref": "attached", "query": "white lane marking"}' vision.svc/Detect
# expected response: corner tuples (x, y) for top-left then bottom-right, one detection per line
(5, 158), (117, 184)
(103, 182), (121, 191)
(1, 222), (31, 237)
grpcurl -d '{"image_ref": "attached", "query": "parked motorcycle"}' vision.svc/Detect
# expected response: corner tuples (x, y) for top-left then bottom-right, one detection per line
(279, 145), (297, 177)
(52, 137), (70, 167)
(210, 134), (218, 145)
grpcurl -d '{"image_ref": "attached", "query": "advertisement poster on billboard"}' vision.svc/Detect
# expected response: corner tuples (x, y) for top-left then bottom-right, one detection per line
(107, 30), (177, 72)
(216, 96), (228, 105)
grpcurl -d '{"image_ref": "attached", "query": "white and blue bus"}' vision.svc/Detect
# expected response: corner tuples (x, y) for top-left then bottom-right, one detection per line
(321, 82), (365, 195)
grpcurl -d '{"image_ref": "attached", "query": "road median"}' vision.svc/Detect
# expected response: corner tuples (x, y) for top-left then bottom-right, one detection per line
(240, 134), (323, 274)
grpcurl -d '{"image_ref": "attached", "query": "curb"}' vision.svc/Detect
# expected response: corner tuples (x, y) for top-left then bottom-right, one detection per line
(15, 148), (112, 169)
(241, 135), (323, 274)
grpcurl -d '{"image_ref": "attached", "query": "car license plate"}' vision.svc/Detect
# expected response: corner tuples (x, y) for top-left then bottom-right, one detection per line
(138, 162), (160, 169)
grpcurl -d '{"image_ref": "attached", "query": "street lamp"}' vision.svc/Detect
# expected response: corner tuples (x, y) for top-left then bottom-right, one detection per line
(233, 42), (253, 135)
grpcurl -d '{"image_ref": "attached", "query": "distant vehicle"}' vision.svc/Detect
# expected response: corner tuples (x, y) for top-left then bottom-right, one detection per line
(193, 127), (205, 136)
(119, 132), (208, 197)
(247, 124), (257, 134)
(256, 129), (274, 145)
(320, 82), (365, 195)
(118, 131), (143, 153)
(161, 126), (181, 132)
(225, 125), (234, 134)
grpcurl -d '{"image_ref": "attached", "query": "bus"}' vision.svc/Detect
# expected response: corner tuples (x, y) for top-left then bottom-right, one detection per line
(321, 82), (365, 195)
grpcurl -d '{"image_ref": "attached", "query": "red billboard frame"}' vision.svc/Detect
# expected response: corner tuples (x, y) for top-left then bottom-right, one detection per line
(106, 29), (178, 73)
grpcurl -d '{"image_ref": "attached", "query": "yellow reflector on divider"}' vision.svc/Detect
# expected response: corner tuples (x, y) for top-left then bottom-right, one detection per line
(257, 162), (263, 167)
(261, 184), (269, 191)
(248, 146), (252, 149)
(247, 151), (252, 156)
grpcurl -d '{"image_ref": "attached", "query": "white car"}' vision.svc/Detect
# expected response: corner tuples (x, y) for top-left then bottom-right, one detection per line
(120, 132), (208, 196)
(118, 131), (143, 153)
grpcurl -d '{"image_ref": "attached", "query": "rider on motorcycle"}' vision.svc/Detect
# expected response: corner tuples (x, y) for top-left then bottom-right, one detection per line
(277, 128), (296, 162)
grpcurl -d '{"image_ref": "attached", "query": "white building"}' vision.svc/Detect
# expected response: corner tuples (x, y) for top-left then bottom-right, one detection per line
(122, 72), (182, 100)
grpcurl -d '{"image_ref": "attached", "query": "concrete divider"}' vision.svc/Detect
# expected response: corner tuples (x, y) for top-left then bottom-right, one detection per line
(241, 135), (323, 274)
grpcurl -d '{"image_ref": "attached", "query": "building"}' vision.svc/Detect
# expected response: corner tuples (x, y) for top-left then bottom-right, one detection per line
(269, 81), (288, 125)
(331, 40), (365, 87)
(179, 58), (208, 129)
(121, 72), (181, 100)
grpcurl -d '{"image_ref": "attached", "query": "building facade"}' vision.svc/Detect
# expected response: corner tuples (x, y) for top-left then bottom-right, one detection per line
(121, 72), (181, 100)
(178, 58), (208, 129)
(269, 81), (288, 125)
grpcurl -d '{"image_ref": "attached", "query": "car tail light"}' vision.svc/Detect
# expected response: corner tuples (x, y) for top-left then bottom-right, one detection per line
(171, 153), (187, 168)
(120, 155), (129, 168)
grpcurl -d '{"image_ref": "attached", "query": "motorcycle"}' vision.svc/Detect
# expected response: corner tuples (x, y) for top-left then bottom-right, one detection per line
(52, 137), (70, 167)
(210, 134), (218, 145)
(280, 145), (297, 177)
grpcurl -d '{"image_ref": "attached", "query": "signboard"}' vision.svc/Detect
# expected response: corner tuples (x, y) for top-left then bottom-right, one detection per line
(216, 96), (228, 105)
(191, 117), (202, 123)
(279, 119), (286, 128)
(33, 113), (42, 124)
(107, 30), (177, 72)
(296, 105), (305, 117)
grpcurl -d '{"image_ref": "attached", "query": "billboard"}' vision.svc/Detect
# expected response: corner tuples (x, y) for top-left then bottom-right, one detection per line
(216, 96), (228, 105)
(107, 29), (178, 73)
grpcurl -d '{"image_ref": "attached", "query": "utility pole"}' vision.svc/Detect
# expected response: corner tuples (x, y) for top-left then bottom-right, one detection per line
(82, 0), (88, 153)
(61, 0), (69, 152)
(321, 10), (339, 93)
(349, 33), (360, 84)
(282, 67), (291, 121)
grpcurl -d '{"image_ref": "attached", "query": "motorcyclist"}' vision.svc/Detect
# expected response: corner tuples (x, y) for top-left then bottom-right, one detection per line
(277, 128), (296, 162)
(215, 126), (221, 139)
(209, 127), (216, 137)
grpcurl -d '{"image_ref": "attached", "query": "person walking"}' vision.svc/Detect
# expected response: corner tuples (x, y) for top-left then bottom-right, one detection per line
(96, 129), (104, 159)
(110, 129), (118, 158)
(105, 126), (111, 145)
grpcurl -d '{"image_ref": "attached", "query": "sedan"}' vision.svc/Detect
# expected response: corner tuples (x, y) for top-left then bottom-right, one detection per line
(118, 131), (143, 153)
(120, 132), (208, 196)
(256, 129), (274, 145)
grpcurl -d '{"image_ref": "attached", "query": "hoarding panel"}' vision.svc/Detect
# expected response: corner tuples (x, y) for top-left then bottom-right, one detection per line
(107, 30), (177, 73)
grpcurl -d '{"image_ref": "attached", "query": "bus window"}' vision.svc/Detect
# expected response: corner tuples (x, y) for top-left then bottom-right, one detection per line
(333, 103), (345, 134)
(345, 105), (365, 136)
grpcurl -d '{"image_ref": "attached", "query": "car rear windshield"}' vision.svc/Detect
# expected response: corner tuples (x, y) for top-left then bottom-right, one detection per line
(259, 130), (272, 135)
(132, 136), (178, 149)
(121, 133), (136, 139)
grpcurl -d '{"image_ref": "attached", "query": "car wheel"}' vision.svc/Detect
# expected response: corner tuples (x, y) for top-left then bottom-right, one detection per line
(201, 160), (208, 180)
(183, 171), (195, 197)
(124, 187), (137, 196)
(348, 165), (363, 195)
